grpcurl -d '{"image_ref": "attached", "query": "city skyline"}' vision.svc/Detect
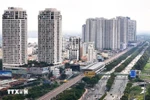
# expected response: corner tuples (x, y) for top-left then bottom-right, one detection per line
(0, 0), (149, 35)
(0, 1), (150, 100)
(82, 17), (136, 50)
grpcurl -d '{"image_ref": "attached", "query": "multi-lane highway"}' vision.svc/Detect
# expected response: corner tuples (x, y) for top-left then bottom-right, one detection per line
(82, 55), (131, 100)
(82, 46), (147, 100)
(104, 46), (148, 100)
(38, 48), (132, 100)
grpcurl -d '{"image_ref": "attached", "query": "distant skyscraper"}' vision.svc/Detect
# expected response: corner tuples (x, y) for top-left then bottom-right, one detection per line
(105, 19), (111, 49)
(2, 7), (27, 69)
(38, 8), (62, 64)
(82, 24), (86, 42)
(95, 18), (106, 50)
(84, 18), (120, 50)
(82, 16), (136, 51)
(128, 20), (136, 42)
(85, 18), (96, 43)
(110, 18), (120, 50)
(116, 16), (129, 49)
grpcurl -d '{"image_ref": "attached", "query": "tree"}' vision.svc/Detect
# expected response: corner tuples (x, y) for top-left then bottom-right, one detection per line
(48, 72), (53, 79)
(65, 63), (70, 68)
(82, 77), (91, 84)
(60, 74), (67, 80)
(147, 86), (150, 95)
(120, 95), (128, 100)
(59, 67), (64, 74)
(146, 95), (150, 100)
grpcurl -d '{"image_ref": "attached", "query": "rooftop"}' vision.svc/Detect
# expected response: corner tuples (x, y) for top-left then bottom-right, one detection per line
(19, 60), (54, 67)
(0, 79), (17, 85)
(88, 62), (105, 70)
(7, 7), (25, 11)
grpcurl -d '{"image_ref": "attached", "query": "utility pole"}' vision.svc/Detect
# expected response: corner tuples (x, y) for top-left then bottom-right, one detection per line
(138, 73), (146, 100)
(143, 79), (146, 100)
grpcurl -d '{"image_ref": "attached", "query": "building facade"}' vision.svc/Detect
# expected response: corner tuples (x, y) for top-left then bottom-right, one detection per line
(65, 68), (72, 75)
(116, 16), (129, 49)
(67, 37), (81, 60)
(82, 16), (136, 51)
(128, 20), (136, 42)
(82, 42), (96, 62)
(82, 24), (86, 42)
(2, 7), (27, 69)
(87, 42), (96, 62)
(38, 8), (62, 64)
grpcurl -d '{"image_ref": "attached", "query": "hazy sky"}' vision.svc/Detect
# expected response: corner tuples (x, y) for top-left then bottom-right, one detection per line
(0, 0), (149, 34)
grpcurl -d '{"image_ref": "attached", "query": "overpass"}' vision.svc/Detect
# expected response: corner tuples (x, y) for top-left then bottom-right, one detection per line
(132, 82), (148, 87)
(38, 74), (84, 100)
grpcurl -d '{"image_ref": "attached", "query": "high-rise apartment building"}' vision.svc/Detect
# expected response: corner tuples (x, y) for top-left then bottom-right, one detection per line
(2, 7), (27, 69)
(116, 16), (129, 49)
(67, 37), (81, 60)
(128, 20), (136, 42)
(95, 18), (106, 50)
(83, 18), (120, 50)
(82, 42), (88, 57)
(82, 24), (86, 42)
(109, 18), (120, 50)
(38, 8), (62, 64)
(85, 19), (96, 43)
(82, 16), (136, 51)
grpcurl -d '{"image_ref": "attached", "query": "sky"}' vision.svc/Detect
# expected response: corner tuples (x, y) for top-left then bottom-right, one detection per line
(0, 0), (150, 35)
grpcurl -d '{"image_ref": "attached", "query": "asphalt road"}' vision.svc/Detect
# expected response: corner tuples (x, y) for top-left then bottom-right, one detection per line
(104, 46), (148, 100)
(104, 76), (128, 100)
(82, 55), (131, 100)
(82, 46), (147, 100)
(38, 48), (132, 100)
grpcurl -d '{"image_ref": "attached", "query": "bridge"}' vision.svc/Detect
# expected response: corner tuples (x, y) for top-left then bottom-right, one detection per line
(97, 73), (129, 76)
(132, 82), (150, 87)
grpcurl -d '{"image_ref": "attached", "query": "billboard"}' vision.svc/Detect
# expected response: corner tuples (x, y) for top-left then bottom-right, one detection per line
(0, 70), (12, 78)
(130, 70), (136, 78)
(11, 69), (27, 74)
(84, 71), (95, 77)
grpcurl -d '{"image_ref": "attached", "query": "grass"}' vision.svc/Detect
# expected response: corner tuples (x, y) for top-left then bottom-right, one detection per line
(129, 58), (150, 100)
(129, 86), (143, 100)
(136, 95), (144, 100)
(143, 60), (150, 70)
(129, 84), (150, 100)
(140, 58), (150, 80)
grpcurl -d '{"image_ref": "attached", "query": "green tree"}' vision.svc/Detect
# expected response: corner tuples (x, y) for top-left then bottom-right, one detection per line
(59, 67), (64, 74)
(60, 74), (67, 80)
(65, 63), (70, 68)
(48, 72), (53, 79)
